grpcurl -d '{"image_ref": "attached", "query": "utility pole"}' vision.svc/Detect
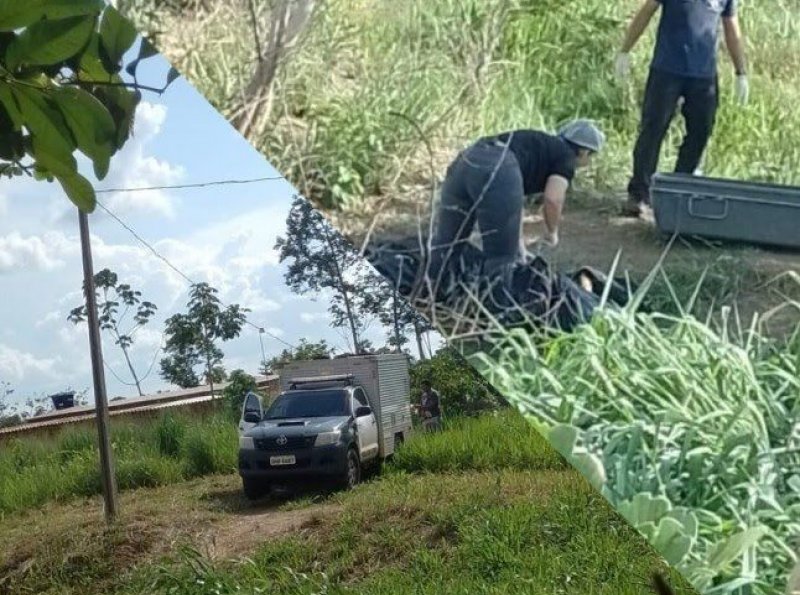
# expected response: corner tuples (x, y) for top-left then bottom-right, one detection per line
(78, 209), (118, 523)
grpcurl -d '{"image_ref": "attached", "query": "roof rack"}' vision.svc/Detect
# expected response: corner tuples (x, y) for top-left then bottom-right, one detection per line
(288, 374), (355, 390)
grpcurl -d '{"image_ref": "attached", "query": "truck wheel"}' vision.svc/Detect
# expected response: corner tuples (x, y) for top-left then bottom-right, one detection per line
(340, 448), (361, 491)
(242, 477), (269, 500)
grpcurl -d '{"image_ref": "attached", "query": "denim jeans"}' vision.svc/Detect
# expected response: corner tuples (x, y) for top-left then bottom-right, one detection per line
(628, 68), (719, 204)
(430, 140), (524, 281)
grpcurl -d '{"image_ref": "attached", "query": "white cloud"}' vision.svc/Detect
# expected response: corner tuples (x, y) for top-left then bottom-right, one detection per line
(300, 312), (328, 324)
(35, 311), (63, 329)
(0, 232), (67, 274)
(99, 103), (185, 219)
(0, 344), (60, 382)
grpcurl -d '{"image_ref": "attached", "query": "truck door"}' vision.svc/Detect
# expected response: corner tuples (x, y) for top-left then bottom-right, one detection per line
(238, 391), (263, 437)
(352, 388), (379, 460)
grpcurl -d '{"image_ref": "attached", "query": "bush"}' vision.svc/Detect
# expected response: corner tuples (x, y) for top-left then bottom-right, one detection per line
(410, 347), (507, 417)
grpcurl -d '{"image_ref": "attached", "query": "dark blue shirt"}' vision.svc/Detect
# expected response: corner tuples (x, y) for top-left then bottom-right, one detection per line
(651, 0), (736, 79)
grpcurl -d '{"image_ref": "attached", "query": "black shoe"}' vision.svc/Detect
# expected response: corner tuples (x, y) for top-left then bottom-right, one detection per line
(621, 198), (643, 217)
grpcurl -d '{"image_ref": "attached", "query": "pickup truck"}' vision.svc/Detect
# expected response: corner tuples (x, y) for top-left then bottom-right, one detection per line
(237, 354), (413, 499)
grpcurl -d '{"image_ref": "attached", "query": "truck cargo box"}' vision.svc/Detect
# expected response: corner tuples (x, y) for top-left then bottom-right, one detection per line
(651, 173), (800, 250)
(275, 354), (413, 458)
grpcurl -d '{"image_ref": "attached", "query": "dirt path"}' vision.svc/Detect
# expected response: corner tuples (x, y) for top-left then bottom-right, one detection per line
(201, 502), (342, 560)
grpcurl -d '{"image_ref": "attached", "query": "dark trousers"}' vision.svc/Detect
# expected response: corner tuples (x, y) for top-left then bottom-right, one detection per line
(627, 68), (719, 204)
(430, 140), (524, 281)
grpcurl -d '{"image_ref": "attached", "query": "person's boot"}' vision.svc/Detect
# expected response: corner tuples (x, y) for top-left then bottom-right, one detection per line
(621, 197), (643, 217)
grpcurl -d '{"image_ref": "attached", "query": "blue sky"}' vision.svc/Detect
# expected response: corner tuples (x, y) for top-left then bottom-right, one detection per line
(0, 42), (441, 409)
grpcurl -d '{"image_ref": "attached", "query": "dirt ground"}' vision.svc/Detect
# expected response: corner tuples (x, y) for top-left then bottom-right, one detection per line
(335, 191), (800, 336)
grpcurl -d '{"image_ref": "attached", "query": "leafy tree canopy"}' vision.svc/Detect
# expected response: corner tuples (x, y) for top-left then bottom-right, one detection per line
(0, 1), (177, 210)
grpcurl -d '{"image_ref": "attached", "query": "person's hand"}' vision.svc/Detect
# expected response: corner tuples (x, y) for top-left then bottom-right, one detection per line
(614, 52), (631, 82)
(735, 74), (749, 106)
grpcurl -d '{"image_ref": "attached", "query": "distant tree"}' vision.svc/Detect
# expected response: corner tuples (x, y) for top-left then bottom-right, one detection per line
(262, 338), (334, 374)
(160, 283), (249, 395)
(362, 271), (433, 357)
(222, 369), (264, 422)
(68, 268), (158, 396)
(276, 196), (377, 354)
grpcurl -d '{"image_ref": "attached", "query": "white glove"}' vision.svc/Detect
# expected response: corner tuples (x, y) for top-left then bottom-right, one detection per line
(735, 74), (749, 105)
(614, 52), (631, 82)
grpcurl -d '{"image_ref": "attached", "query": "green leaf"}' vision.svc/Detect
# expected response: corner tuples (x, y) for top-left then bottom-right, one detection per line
(0, 131), (24, 161)
(549, 424), (578, 458)
(14, 85), (76, 173)
(0, 81), (23, 130)
(651, 517), (693, 566)
(77, 32), (110, 81)
(706, 526), (768, 571)
(51, 86), (115, 179)
(6, 15), (97, 70)
(31, 134), (76, 178)
(57, 170), (95, 212)
(99, 6), (137, 69)
(0, 0), (104, 32)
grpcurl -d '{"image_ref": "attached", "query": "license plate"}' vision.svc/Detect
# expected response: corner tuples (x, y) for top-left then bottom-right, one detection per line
(270, 455), (296, 466)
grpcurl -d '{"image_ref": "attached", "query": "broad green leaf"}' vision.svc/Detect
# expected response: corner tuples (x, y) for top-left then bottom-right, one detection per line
(31, 134), (76, 178)
(571, 451), (606, 490)
(618, 492), (672, 527)
(0, 81), (23, 130)
(14, 85), (76, 169)
(99, 6), (137, 69)
(56, 171), (95, 212)
(651, 517), (693, 566)
(6, 15), (96, 70)
(549, 424), (578, 458)
(707, 526), (768, 571)
(0, 131), (24, 161)
(77, 32), (110, 81)
(0, 0), (104, 32)
(51, 86), (115, 179)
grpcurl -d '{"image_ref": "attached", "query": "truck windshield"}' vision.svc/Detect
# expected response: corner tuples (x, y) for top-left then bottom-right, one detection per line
(263, 390), (349, 419)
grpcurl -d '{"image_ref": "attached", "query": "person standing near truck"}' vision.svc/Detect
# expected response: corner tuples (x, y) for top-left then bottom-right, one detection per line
(419, 380), (442, 432)
(428, 120), (606, 289)
(615, 0), (749, 218)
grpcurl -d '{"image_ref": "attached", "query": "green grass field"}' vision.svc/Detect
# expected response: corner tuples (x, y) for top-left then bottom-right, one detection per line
(0, 411), (696, 595)
(127, 0), (800, 212)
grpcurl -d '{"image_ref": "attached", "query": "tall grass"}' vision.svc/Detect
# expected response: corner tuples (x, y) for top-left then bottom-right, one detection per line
(129, 0), (800, 213)
(471, 296), (800, 594)
(391, 410), (567, 474)
(0, 411), (237, 516)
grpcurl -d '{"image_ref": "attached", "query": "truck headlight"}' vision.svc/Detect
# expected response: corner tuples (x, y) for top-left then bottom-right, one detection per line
(239, 437), (255, 450)
(315, 431), (341, 446)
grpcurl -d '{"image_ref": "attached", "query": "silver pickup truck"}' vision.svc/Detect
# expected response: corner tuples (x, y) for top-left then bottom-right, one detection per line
(237, 354), (413, 499)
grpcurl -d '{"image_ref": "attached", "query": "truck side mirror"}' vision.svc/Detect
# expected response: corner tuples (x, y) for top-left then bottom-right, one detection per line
(355, 406), (372, 418)
(244, 412), (261, 424)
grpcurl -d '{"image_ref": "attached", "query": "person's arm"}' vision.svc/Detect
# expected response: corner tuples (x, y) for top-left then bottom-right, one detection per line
(541, 175), (569, 243)
(722, 15), (747, 75)
(621, 0), (661, 53)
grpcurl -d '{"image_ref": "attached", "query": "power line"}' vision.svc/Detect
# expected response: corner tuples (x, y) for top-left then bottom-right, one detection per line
(95, 176), (286, 194)
(94, 198), (296, 351)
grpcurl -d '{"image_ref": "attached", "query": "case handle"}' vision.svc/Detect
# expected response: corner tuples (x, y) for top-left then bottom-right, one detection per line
(687, 194), (729, 220)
